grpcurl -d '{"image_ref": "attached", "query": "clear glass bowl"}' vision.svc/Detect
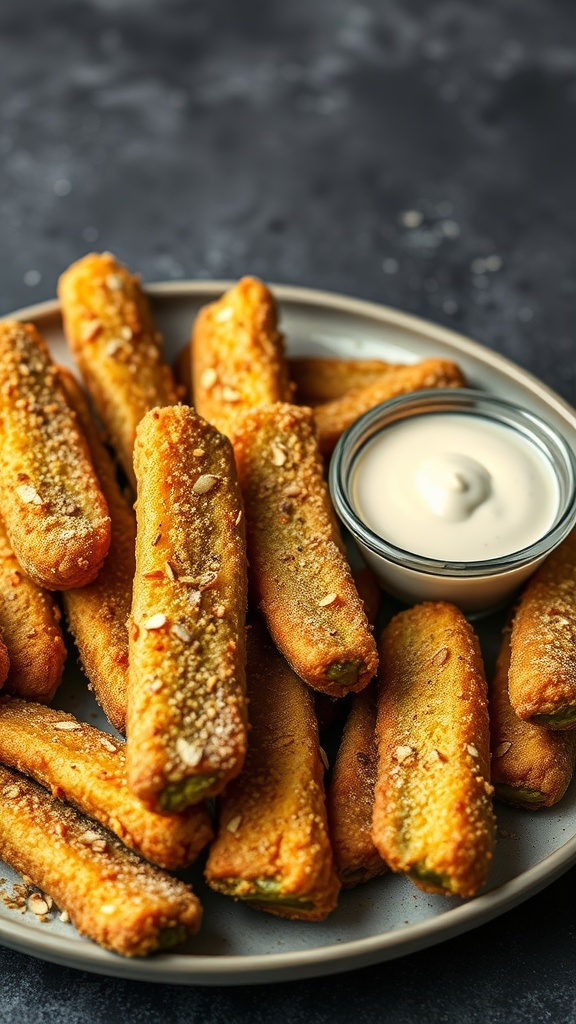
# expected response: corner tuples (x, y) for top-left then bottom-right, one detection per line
(329, 388), (576, 615)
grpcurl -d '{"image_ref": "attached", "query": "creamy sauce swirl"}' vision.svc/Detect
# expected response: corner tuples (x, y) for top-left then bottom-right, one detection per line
(351, 413), (559, 562)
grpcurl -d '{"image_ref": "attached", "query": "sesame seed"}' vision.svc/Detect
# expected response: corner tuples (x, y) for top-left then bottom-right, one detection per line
(193, 474), (219, 494)
(466, 744), (479, 757)
(271, 442), (287, 466)
(171, 623), (193, 643)
(59, 910), (70, 923)
(227, 815), (242, 833)
(143, 613), (167, 630)
(193, 448), (205, 458)
(200, 368), (218, 390)
(175, 737), (203, 767)
(99, 736), (117, 753)
(319, 747), (329, 770)
(81, 319), (102, 342)
(106, 273), (123, 290)
(221, 387), (241, 403)
(16, 484), (43, 505)
(214, 306), (234, 323)
(395, 745), (415, 763)
(319, 593), (338, 607)
(235, 509), (242, 525)
(493, 741), (512, 757)
(53, 721), (82, 732)
(28, 894), (50, 916)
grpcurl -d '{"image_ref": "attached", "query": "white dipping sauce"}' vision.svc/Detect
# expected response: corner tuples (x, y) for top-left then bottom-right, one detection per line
(351, 413), (560, 562)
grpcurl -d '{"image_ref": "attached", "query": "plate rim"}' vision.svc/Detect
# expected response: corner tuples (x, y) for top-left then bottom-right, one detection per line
(2, 279), (576, 985)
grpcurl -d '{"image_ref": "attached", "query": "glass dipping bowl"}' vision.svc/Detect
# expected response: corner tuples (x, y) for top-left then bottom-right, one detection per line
(329, 388), (576, 615)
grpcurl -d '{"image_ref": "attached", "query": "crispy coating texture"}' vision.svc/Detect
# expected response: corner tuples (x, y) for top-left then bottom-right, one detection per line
(327, 683), (386, 888)
(233, 403), (378, 696)
(352, 565), (382, 630)
(314, 358), (466, 456)
(192, 276), (293, 438)
(490, 628), (576, 808)
(58, 252), (179, 489)
(205, 618), (340, 920)
(0, 321), (111, 590)
(373, 602), (495, 898)
(127, 406), (248, 812)
(290, 358), (397, 405)
(0, 513), (66, 701)
(509, 530), (576, 728)
(0, 765), (202, 956)
(59, 369), (135, 732)
(0, 699), (213, 869)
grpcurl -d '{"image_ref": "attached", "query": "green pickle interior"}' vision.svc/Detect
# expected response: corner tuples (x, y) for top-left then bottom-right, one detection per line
(230, 878), (315, 911)
(408, 865), (453, 894)
(532, 706), (576, 729)
(326, 660), (362, 689)
(495, 783), (545, 808)
(160, 775), (217, 811)
(158, 925), (188, 950)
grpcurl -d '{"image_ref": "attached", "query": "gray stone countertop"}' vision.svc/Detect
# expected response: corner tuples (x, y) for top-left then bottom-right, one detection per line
(1, 0), (576, 1020)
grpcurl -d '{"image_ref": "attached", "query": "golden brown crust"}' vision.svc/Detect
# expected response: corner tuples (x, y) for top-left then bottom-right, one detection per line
(0, 515), (66, 702)
(490, 628), (576, 807)
(509, 530), (576, 727)
(126, 406), (248, 811)
(192, 276), (293, 438)
(58, 252), (179, 489)
(0, 321), (111, 590)
(205, 618), (340, 920)
(313, 358), (466, 456)
(0, 764), (202, 956)
(233, 402), (378, 696)
(372, 602), (495, 898)
(0, 699), (213, 869)
(290, 358), (397, 405)
(59, 369), (135, 733)
(0, 635), (8, 688)
(327, 682), (386, 888)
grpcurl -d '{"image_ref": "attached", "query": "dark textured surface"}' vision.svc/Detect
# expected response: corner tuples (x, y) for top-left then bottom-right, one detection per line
(1, 0), (576, 1020)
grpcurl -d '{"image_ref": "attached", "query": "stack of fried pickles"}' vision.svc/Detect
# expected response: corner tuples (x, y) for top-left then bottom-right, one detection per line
(0, 254), (573, 958)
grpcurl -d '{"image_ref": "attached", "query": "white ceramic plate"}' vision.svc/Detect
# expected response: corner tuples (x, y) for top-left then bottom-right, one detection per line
(1, 282), (575, 986)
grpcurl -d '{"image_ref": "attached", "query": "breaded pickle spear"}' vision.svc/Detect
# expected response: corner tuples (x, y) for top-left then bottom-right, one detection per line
(373, 602), (495, 898)
(0, 699), (213, 869)
(59, 369), (135, 733)
(205, 618), (340, 920)
(314, 358), (466, 457)
(290, 357), (396, 405)
(0, 321), (111, 590)
(0, 765), (202, 956)
(233, 402), (378, 696)
(58, 252), (179, 488)
(127, 406), (248, 812)
(0, 513), (66, 702)
(192, 276), (292, 438)
(327, 683), (386, 888)
(490, 628), (576, 808)
(509, 529), (576, 729)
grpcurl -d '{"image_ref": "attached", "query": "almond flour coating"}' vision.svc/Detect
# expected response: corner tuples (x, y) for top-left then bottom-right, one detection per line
(58, 252), (179, 489)
(490, 627), (576, 808)
(373, 602), (495, 898)
(0, 321), (111, 590)
(327, 683), (386, 888)
(290, 357), (397, 406)
(59, 369), (135, 733)
(313, 358), (466, 457)
(0, 514), (66, 702)
(509, 529), (576, 728)
(192, 276), (293, 438)
(205, 617), (340, 920)
(0, 764), (202, 956)
(127, 406), (248, 812)
(233, 403), (378, 696)
(0, 699), (213, 869)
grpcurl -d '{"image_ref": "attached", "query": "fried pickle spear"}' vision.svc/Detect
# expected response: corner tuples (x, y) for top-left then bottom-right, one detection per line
(327, 682), (386, 888)
(290, 357), (397, 405)
(0, 699), (213, 869)
(0, 321), (111, 590)
(233, 403), (378, 696)
(508, 529), (576, 729)
(205, 617), (340, 920)
(126, 406), (248, 812)
(192, 276), (293, 438)
(314, 358), (466, 457)
(59, 369), (135, 732)
(490, 628), (576, 808)
(373, 602), (495, 898)
(58, 252), (179, 489)
(0, 765), (202, 956)
(0, 514), (66, 702)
